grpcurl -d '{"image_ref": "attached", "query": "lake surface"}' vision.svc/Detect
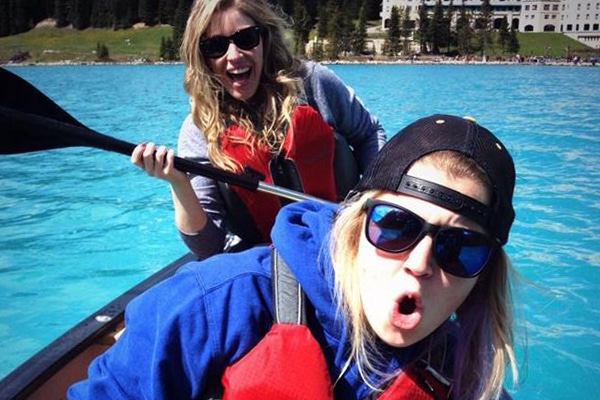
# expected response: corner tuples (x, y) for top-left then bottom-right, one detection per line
(1, 63), (599, 398)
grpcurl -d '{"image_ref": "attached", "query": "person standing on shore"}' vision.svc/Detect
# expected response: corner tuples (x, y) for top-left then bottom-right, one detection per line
(131, 0), (386, 259)
(70, 114), (519, 399)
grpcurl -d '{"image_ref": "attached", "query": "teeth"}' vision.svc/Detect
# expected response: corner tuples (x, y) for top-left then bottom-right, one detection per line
(229, 67), (250, 75)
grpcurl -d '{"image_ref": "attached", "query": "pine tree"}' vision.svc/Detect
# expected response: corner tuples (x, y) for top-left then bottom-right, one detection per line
(325, 1), (342, 60)
(158, 0), (177, 25)
(506, 28), (520, 54)
(302, 0), (319, 22)
(311, 39), (324, 61)
(54, 0), (70, 28)
(96, 42), (110, 61)
(42, 0), (54, 17)
(160, 35), (167, 58)
(456, 2), (472, 56)
(498, 16), (510, 51)
(351, 2), (368, 55)
(386, 5), (400, 56)
(160, 35), (178, 60)
(139, 0), (159, 26)
(113, 0), (137, 30)
(476, 0), (493, 58)
(317, 0), (330, 41)
(292, 0), (311, 56)
(416, 0), (429, 54)
(400, 6), (411, 55)
(444, 0), (454, 54)
(337, 5), (354, 56)
(30, 0), (53, 25)
(10, 0), (31, 34)
(325, 0), (354, 60)
(365, 0), (381, 20)
(172, 0), (192, 56)
(70, 0), (93, 30)
(91, 0), (114, 28)
(428, 0), (445, 54)
(0, 1), (10, 37)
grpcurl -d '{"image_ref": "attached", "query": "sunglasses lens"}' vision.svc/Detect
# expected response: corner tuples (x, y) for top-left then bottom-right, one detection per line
(434, 229), (492, 277)
(200, 37), (229, 58)
(367, 204), (422, 252)
(234, 26), (261, 50)
(200, 26), (261, 58)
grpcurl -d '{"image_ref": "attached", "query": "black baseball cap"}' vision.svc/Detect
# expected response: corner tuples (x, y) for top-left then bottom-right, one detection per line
(353, 114), (515, 245)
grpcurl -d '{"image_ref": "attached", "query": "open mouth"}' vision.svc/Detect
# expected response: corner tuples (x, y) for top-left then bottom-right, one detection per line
(227, 66), (252, 82)
(399, 295), (417, 315)
(390, 293), (422, 331)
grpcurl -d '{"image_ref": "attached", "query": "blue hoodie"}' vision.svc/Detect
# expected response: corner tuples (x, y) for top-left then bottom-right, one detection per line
(67, 200), (421, 399)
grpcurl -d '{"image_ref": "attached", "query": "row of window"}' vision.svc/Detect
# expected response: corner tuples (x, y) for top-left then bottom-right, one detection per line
(562, 3), (600, 11)
(564, 23), (600, 30)
(524, 13), (558, 18)
(524, 4), (559, 11)
(564, 13), (600, 19)
(524, 3), (600, 12)
(572, 3), (600, 10)
(576, 35), (600, 41)
(522, 12), (600, 19)
(522, 23), (600, 32)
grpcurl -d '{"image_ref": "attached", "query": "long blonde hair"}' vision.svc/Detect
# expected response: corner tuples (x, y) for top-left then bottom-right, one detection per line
(330, 151), (518, 400)
(180, 0), (303, 172)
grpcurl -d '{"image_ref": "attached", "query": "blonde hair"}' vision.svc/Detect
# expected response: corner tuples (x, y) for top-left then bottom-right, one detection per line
(180, 0), (303, 172)
(330, 151), (518, 400)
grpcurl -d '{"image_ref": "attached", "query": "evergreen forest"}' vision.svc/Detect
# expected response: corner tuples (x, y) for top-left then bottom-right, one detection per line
(0, 0), (527, 61)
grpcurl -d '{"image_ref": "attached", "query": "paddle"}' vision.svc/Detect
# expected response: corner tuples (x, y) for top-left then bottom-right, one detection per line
(0, 67), (322, 203)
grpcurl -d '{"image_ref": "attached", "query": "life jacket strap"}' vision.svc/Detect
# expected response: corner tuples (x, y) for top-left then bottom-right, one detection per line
(271, 247), (307, 325)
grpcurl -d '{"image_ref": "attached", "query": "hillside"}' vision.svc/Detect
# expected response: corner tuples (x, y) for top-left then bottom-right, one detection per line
(0, 23), (597, 64)
(0, 24), (174, 64)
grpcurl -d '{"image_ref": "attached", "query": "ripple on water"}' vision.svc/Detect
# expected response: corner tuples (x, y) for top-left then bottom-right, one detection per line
(2, 65), (600, 399)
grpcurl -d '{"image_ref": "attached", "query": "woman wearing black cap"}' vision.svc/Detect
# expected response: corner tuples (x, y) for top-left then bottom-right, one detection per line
(69, 115), (519, 400)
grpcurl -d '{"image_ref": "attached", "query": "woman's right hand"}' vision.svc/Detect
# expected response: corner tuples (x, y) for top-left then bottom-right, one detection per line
(131, 142), (189, 186)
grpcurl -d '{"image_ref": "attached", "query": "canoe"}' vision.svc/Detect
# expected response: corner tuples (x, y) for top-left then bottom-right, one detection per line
(0, 252), (197, 400)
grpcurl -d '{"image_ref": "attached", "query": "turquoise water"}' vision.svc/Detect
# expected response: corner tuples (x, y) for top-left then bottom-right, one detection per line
(1, 63), (599, 398)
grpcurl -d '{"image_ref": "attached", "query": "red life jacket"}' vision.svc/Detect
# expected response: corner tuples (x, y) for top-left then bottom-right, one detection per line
(220, 105), (338, 243)
(221, 249), (452, 400)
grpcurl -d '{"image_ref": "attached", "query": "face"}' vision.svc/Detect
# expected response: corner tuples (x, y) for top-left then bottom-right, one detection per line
(205, 7), (264, 101)
(357, 163), (491, 348)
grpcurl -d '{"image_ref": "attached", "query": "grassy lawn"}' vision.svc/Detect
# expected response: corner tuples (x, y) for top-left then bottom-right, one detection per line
(0, 24), (596, 64)
(516, 32), (595, 58)
(0, 25), (173, 63)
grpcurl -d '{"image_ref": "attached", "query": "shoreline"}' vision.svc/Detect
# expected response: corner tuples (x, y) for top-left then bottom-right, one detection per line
(3, 58), (597, 67)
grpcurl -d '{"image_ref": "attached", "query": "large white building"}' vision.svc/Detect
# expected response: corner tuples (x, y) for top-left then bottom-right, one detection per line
(381, 0), (600, 49)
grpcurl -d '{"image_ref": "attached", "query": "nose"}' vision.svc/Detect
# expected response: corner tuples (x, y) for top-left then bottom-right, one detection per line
(225, 42), (243, 60)
(401, 235), (434, 277)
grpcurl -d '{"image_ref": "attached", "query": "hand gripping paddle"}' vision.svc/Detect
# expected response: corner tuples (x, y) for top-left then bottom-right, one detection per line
(0, 67), (323, 203)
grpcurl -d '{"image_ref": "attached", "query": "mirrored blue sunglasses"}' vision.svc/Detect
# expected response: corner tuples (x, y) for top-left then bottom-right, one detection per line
(364, 199), (496, 278)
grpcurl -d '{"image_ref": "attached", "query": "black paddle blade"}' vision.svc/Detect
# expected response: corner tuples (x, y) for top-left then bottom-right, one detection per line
(0, 67), (86, 154)
(0, 67), (260, 191)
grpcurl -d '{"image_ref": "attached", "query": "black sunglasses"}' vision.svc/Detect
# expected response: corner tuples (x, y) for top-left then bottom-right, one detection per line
(364, 199), (496, 278)
(199, 26), (262, 58)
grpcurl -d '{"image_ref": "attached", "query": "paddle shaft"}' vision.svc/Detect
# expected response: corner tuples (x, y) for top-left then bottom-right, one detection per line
(0, 105), (325, 203)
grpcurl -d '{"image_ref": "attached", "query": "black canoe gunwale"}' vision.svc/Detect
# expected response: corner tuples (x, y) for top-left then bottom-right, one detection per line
(0, 252), (198, 400)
